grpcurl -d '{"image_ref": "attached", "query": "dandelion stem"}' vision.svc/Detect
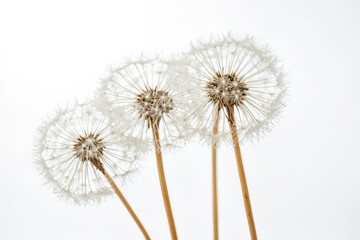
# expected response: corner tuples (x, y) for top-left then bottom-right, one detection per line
(212, 110), (220, 240)
(103, 170), (151, 240)
(151, 121), (178, 240)
(226, 106), (257, 240)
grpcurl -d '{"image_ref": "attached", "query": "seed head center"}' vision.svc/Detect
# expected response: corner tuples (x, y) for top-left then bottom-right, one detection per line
(73, 133), (105, 173)
(206, 72), (249, 108)
(135, 88), (174, 122)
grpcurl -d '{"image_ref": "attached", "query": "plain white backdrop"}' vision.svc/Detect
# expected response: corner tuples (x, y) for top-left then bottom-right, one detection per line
(1, 0), (360, 239)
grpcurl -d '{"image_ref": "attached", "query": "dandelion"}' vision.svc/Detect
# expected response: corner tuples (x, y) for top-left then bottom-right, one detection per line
(98, 56), (193, 240)
(179, 33), (287, 240)
(34, 101), (150, 240)
(97, 56), (192, 151)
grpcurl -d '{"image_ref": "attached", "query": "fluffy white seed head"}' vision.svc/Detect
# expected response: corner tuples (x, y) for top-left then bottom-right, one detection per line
(97, 56), (194, 151)
(34, 101), (140, 205)
(178, 33), (287, 145)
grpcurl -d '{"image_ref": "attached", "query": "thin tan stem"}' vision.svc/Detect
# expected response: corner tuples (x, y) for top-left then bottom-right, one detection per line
(226, 106), (257, 240)
(104, 170), (151, 240)
(212, 110), (220, 240)
(151, 122), (178, 240)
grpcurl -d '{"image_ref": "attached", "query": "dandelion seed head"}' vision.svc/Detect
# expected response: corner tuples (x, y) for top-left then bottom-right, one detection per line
(34, 101), (139, 205)
(178, 33), (287, 145)
(97, 56), (194, 151)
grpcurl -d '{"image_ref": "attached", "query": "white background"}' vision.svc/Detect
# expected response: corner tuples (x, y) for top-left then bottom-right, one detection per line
(1, 0), (360, 239)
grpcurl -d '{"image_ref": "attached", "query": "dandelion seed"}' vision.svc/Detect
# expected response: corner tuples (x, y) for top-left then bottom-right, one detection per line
(34, 100), (150, 239)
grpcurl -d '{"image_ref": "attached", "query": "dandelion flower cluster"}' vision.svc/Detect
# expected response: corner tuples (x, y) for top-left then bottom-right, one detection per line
(97, 56), (194, 150)
(180, 34), (286, 145)
(34, 101), (139, 205)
